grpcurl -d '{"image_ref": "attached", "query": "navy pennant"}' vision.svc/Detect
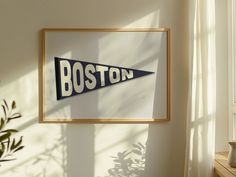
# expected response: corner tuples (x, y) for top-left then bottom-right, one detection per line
(54, 57), (154, 100)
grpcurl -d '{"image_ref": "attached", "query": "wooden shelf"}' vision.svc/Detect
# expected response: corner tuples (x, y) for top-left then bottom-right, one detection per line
(215, 152), (236, 177)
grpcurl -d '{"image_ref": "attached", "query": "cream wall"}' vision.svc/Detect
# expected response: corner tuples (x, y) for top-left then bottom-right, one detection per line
(0, 0), (188, 177)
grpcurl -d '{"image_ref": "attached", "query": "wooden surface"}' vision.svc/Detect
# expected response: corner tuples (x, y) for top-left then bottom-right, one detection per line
(215, 152), (236, 177)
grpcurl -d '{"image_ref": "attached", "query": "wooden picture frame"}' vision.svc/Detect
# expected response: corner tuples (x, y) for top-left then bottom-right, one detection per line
(39, 28), (171, 123)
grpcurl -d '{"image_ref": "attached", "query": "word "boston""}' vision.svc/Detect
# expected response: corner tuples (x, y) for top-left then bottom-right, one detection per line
(54, 57), (154, 100)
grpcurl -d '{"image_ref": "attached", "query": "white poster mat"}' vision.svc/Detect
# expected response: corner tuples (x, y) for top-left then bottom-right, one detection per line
(41, 29), (169, 122)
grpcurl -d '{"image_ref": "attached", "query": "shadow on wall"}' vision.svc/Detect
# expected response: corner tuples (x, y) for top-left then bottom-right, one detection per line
(98, 142), (146, 177)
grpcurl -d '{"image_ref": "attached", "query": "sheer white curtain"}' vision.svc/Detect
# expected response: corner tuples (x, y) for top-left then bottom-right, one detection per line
(184, 0), (216, 176)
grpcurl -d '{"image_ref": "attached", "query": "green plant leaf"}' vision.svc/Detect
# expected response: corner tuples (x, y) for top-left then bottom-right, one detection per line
(10, 113), (21, 117)
(10, 138), (16, 151)
(0, 118), (4, 130)
(1, 142), (5, 151)
(9, 113), (21, 119)
(6, 138), (10, 150)
(11, 101), (16, 109)
(13, 136), (22, 150)
(0, 133), (11, 142)
(3, 100), (9, 111)
(0, 142), (5, 158)
(0, 159), (16, 162)
(13, 146), (24, 153)
(7, 113), (22, 123)
(2, 105), (6, 119)
(0, 151), (4, 159)
(9, 115), (21, 119)
(1, 129), (18, 134)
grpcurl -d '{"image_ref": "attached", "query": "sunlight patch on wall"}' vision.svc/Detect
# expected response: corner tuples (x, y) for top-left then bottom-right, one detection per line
(123, 11), (160, 28)
(0, 69), (38, 127)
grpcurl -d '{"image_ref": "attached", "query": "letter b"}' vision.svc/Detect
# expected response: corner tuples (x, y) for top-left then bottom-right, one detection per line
(60, 60), (73, 97)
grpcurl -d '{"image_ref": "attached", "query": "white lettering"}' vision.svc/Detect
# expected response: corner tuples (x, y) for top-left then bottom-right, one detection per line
(109, 67), (120, 84)
(85, 64), (96, 90)
(121, 69), (134, 81)
(73, 62), (84, 93)
(96, 65), (108, 86)
(57, 59), (138, 98)
(60, 60), (73, 97)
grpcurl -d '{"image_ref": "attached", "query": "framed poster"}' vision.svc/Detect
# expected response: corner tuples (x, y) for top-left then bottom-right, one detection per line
(39, 28), (171, 123)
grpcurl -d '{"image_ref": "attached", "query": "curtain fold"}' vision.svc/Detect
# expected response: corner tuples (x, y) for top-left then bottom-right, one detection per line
(184, 0), (216, 177)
